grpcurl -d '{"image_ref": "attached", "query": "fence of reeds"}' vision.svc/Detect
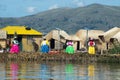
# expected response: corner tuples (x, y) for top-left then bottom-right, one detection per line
(0, 51), (120, 63)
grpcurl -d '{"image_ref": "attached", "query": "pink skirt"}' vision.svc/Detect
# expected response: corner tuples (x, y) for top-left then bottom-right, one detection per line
(10, 44), (20, 54)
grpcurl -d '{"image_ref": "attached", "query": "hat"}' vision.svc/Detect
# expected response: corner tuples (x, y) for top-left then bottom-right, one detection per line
(14, 36), (17, 39)
(43, 36), (46, 39)
(89, 37), (93, 40)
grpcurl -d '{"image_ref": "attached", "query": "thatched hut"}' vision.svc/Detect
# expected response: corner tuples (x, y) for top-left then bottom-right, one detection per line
(75, 29), (104, 50)
(99, 27), (120, 50)
(99, 27), (120, 42)
(2, 26), (42, 52)
(109, 31), (120, 50)
(45, 30), (81, 51)
(0, 30), (7, 52)
(110, 31), (120, 42)
(45, 30), (70, 50)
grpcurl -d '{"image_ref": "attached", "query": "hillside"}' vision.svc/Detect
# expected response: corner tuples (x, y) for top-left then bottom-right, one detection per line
(0, 4), (120, 34)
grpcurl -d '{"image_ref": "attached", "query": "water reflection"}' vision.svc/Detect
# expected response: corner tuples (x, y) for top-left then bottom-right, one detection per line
(88, 65), (95, 77)
(40, 64), (50, 80)
(0, 63), (6, 79)
(10, 63), (18, 80)
(20, 63), (27, 80)
(0, 62), (119, 80)
(88, 64), (95, 80)
(77, 64), (88, 80)
(65, 64), (74, 80)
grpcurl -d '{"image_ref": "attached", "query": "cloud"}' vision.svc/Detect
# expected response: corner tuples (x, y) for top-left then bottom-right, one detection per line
(27, 6), (36, 13)
(49, 4), (59, 10)
(72, 0), (84, 7)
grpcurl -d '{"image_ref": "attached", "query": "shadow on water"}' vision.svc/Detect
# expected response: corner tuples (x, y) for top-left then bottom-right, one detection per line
(0, 61), (120, 80)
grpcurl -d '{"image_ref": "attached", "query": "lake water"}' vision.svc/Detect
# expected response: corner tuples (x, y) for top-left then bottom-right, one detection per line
(0, 61), (120, 80)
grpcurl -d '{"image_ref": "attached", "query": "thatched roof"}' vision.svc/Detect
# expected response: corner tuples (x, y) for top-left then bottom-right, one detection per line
(76, 29), (104, 41)
(0, 30), (7, 39)
(99, 27), (120, 42)
(69, 35), (81, 41)
(45, 30), (70, 41)
(111, 31), (120, 42)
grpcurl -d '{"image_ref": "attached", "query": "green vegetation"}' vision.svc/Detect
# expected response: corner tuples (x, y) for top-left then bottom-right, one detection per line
(0, 4), (120, 34)
(108, 40), (120, 54)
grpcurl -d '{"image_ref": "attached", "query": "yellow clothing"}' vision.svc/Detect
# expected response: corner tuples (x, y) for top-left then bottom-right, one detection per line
(41, 40), (49, 46)
(88, 65), (95, 76)
(88, 46), (95, 54)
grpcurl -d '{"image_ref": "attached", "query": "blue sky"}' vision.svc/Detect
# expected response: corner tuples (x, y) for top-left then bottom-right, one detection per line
(0, 0), (120, 17)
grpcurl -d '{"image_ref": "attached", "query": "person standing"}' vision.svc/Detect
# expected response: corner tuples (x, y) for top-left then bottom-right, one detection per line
(10, 37), (20, 54)
(88, 38), (95, 54)
(65, 40), (74, 54)
(40, 38), (49, 53)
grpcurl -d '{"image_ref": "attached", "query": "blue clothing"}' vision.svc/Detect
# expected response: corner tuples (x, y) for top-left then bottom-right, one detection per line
(41, 45), (49, 53)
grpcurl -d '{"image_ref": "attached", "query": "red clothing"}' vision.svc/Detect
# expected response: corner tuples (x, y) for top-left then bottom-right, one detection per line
(10, 44), (19, 54)
(88, 41), (95, 46)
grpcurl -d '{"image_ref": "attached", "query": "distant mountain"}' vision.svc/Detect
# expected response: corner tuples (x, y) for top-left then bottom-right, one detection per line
(0, 4), (120, 34)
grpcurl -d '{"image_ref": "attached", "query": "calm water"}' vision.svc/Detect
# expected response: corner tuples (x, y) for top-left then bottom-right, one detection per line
(0, 61), (120, 80)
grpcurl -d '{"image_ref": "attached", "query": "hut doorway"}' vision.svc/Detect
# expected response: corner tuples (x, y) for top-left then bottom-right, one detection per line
(77, 41), (80, 50)
(50, 38), (55, 49)
(17, 36), (22, 51)
(106, 43), (109, 50)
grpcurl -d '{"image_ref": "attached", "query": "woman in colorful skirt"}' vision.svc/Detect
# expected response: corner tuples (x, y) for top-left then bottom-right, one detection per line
(10, 37), (20, 54)
(65, 40), (74, 54)
(40, 38), (49, 53)
(88, 38), (95, 54)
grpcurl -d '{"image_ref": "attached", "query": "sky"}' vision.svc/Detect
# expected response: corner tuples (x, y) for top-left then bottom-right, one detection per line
(0, 0), (120, 17)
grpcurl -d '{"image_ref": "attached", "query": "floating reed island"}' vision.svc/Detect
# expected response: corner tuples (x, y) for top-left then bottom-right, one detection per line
(0, 51), (120, 63)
